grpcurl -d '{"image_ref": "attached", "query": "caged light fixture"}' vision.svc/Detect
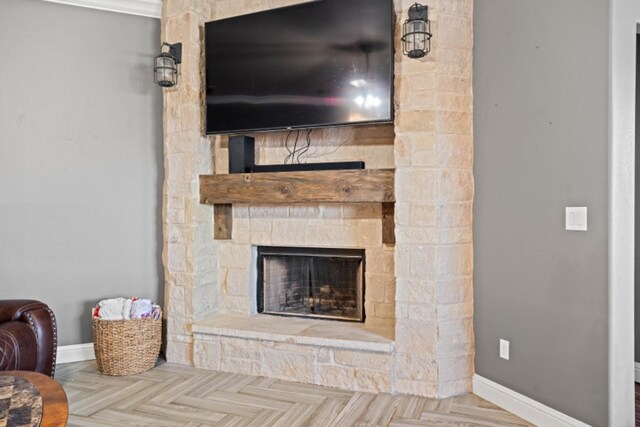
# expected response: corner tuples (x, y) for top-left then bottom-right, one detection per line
(154, 42), (182, 88)
(401, 3), (432, 59)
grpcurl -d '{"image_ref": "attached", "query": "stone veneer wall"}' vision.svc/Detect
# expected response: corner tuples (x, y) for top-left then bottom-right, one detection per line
(162, 0), (474, 398)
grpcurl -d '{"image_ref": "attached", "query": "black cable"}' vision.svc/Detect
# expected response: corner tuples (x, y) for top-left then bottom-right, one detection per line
(297, 129), (312, 163)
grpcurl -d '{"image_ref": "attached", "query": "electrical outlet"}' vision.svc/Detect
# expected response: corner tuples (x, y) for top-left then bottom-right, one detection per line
(500, 339), (510, 360)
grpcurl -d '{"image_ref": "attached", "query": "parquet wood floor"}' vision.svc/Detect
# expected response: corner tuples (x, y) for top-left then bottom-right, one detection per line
(57, 361), (533, 426)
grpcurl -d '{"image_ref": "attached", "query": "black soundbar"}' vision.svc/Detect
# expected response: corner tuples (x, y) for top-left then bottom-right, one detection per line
(229, 135), (365, 173)
(250, 162), (364, 173)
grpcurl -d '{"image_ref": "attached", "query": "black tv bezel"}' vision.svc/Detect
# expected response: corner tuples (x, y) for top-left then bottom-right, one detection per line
(204, 0), (396, 136)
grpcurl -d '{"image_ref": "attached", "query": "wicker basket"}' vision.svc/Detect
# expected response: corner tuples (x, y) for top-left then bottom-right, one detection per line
(92, 313), (162, 376)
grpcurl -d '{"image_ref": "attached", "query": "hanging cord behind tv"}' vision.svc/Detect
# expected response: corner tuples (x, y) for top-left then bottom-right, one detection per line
(284, 129), (313, 164)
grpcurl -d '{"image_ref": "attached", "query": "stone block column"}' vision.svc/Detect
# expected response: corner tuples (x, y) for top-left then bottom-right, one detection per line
(393, 0), (475, 397)
(161, 0), (218, 365)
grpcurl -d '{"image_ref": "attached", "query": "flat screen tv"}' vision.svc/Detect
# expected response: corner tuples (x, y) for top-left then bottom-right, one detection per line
(204, 0), (394, 135)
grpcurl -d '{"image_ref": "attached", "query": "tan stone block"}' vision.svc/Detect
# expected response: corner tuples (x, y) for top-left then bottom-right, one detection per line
(192, 284), (216, 316)
(334, 350), (392, 370)
(396, 110), (437, 132)
(319, 205), (344, 219)
(166, 208), (186, 224)
(364, 144), (395, 169)
(437, 75), (472, 95)
(318, 348), (333, 363)
(260, 348), (315, 383)
(437, 134), (472, 169)
(438, 203), (472, 227)
(397, 227), (439, 245)
(395, 354), (438, 382)
(411, 149), (438, 168)
(221, 296), (249, 315)
(374, 303), (396, 319)
(437, 243), (472, 278)
(439, 227), (472, 244)
(396, 169), (438, 203)
(395, 202), (410, 226)
(437, 14), (472, 49)
(410, 245), (438, 279)
(165, 224), (190, 244)
(167, 243), (187, 272)
(220, 337), (260, 360)
(272, 219), (308, 246)
(393, 134), (412, 168)
(305, 225), (358, 247)
(357, 219), (382, 247)
(438, 170), (474, 203)
(289, 206), (321, 219)
(180, 103), (201, 132)
(218, 244), (251, 268)
(396, 303), (436, 322)
(395, 320), (437, 355)
(193, 339), (220, 371)
(224, 268), (250, 297)
(165, 339), (194, 366)
(437, 48), (473, 76)
(316, 365), (355, 389)
(354, 369), (391, 393)
(365, 273), (387, 303)
(249, 218), (271, 233)
(437, 94), (473, 114)
(394, 245), (411, 278)
(438, 354), (474, 382)
(437, 111), (472, 136)
(367, 249), (395, 274)
(384, 277), (396, 303)
(409, 204), (438, 227)
(221, 357), (257, 376)
(437, 318), (474, 356)
(436, 277), (472, 304)
(436, 0), (473, 16)
(250, 206), (289, 219)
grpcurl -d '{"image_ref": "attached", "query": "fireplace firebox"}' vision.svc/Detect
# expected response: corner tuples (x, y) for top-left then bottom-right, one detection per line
(257, 247), (365, 322)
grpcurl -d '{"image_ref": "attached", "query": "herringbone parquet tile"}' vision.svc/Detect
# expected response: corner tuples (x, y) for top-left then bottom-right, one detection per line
(56, 361), (534, 427)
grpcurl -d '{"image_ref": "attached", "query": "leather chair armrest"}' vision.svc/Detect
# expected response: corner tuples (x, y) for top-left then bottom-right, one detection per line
(0, 300), (57, 377)
(0, 300), (48, 324)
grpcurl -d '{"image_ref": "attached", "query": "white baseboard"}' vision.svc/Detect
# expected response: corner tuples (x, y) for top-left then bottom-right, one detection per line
(473, 375), (591, 427)
(56, 343), (96, 364)
(635, 362), (640, 383)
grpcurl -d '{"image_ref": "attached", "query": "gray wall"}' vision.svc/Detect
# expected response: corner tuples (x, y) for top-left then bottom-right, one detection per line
(0, 0), (163, 346)
(635, 33), (640, 364)
(473, 1), (609, 426)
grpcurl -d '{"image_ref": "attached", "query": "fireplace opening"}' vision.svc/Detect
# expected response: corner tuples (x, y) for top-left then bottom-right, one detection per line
(257, 247), (365, 322)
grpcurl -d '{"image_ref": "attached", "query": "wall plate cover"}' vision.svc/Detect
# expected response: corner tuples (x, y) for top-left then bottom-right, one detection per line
(565, 207), (587, 231)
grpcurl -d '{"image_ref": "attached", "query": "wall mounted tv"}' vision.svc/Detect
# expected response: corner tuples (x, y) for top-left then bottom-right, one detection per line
(204, 0), (394, 135)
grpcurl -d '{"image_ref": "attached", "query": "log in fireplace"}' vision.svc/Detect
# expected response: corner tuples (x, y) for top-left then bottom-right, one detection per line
(257, 247), (365, 322)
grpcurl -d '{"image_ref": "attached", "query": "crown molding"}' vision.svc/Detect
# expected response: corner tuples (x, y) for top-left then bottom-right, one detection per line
(42, 0), (161, 19)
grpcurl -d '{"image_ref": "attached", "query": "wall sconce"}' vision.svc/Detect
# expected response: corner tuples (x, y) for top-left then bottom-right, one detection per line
(401, 3), (432, 59)
(154, 42), (182, 88)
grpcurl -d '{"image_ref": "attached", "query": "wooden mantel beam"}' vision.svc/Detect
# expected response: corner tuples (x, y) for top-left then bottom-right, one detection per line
(199, 169), (395, 205)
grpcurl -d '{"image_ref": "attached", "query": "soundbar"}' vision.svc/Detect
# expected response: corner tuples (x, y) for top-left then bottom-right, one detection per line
(250, 162), (364, 173)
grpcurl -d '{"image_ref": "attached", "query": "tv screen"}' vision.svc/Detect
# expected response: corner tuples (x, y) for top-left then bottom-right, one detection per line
(204, 0), (394, 135)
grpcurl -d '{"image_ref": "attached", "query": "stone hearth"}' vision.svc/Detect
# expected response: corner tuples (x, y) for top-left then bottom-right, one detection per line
(162, 0), (474, 398)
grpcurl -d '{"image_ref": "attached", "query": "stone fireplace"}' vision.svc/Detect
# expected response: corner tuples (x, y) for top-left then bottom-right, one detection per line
(162, 0), (474, 398)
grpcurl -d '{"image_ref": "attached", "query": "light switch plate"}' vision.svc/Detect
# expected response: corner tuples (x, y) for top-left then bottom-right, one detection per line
(565, 207), (587, 231)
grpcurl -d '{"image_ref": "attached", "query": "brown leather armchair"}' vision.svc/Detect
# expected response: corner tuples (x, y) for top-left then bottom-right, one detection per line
(0, 300), (57, 377)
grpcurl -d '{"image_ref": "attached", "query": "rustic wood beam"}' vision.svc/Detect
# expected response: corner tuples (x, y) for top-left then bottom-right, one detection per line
(381, 203), (396, 245)
(213, 204), (232, 240)
(200, 169), (395, 205)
